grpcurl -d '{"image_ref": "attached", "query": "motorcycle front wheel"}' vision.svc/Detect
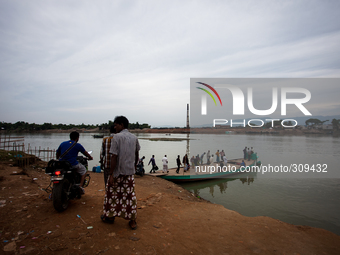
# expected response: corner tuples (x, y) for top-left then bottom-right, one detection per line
(53, 179), (70, 212)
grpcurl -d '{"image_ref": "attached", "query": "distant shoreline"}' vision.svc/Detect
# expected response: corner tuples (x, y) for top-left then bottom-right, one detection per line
(1, 127), (338, 136)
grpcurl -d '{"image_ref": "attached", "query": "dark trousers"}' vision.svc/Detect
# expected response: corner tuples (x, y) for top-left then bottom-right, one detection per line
(150, 165), (157, 173)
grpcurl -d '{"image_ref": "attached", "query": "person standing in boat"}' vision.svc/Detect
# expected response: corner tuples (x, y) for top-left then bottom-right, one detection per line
(162, 155), (168, 173)
(206, 150), (210, 164)
(195, 154), (200, 166)
(243, 147), (247, 160)
(215, 150), (220, 162)
(190, 155), (195, 167)
(182, 154), (189, 172)
(220, 150), (225, 161)
(200, 152), (205, 165)
(176, 155), (182, 174)
(223, 155), (228, 166)
(247, 148), (251, 161)
(209, 155), (214, 165)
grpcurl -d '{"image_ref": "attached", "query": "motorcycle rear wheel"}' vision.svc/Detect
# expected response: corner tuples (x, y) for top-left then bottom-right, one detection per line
(53, 179), (70, 212)
(83, 174), (91, 188)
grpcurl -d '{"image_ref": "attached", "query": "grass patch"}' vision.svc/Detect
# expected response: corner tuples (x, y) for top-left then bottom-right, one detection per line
(0, 149), (25, 161)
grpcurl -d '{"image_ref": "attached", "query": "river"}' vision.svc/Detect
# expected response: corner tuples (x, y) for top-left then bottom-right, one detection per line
(10, 132), (340, 236)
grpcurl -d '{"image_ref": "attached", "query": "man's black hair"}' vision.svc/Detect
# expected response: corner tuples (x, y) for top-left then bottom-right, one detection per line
(114, 116), (129, 129)
(70, 131), (80, 140)
(110, 125), (116, 134)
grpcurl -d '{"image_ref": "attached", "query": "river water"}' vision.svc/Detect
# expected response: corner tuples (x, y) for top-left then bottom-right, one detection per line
(11, 132), (340, 236)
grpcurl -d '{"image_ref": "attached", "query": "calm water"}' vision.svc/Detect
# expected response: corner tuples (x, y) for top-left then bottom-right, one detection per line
(12, 132), (340, 235)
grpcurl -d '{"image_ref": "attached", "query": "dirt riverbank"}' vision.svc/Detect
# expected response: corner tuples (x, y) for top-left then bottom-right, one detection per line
(1, 160), (340, 255)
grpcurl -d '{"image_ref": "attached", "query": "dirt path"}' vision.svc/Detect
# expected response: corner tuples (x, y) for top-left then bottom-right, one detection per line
(1, 161), (340, 255)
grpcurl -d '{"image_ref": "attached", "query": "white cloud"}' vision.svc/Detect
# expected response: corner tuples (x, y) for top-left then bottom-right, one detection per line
(0, 0), (339, 126)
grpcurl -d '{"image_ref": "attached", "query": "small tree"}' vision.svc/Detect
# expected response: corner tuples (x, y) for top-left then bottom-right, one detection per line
(305, 118), (328, 129)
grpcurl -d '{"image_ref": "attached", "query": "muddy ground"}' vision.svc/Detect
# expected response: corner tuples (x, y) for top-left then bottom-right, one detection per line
(1, 160), (340, 255)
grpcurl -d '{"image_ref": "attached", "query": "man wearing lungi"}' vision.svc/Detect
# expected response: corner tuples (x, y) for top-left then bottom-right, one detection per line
(101, 116), (140, 230)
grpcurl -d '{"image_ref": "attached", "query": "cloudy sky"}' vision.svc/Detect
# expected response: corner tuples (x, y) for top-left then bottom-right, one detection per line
(0, 0), (339, 127)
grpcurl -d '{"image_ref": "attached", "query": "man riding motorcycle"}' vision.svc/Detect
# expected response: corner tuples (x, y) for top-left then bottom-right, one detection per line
(56, 131), (93, 194)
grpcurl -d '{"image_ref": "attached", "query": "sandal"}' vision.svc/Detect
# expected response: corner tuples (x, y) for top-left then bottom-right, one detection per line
(129, 220), (137, 230)
(101, 215), (115, 224)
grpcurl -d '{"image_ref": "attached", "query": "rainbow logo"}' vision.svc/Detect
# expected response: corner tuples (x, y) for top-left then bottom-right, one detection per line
(196, 82), (223, 106)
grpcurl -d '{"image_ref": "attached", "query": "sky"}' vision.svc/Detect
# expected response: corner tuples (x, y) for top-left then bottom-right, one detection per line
(0, 0), (339, 127)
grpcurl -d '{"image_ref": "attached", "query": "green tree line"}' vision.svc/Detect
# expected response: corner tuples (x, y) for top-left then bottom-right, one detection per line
(0, 120), (151, 132)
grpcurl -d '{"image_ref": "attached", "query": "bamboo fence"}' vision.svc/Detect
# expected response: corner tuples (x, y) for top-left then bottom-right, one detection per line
(0, 135), (56, 167)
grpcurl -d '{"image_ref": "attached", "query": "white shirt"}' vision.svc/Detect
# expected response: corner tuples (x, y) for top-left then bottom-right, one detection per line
(162, 156), (168, 165)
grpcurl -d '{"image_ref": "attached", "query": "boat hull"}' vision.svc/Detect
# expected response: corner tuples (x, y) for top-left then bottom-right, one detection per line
(156, 157), (260, 183)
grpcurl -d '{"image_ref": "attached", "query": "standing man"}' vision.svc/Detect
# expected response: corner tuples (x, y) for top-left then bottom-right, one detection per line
(209, 155), (214, 165)
(182, 154), (189, 172)
(200, 152), (205, 165)
(102, 116), (140, 230)
(190, 155), (195, 167)
(206, 150), (210, 164)
(176, 155), (182, 174)
(215, 150), (220, 162)
(220, 150), (225, 160)
(148, 155), (157, 173)
(100, 125), (116, 186)
(56, 131), (93, 194)
(243, 147), (247, 160)
(223, 155), (228, 166)
(162, 155), (168, 173)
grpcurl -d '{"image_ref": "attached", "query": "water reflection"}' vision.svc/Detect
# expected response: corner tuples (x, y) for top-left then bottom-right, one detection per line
(181, 172), (257, 198)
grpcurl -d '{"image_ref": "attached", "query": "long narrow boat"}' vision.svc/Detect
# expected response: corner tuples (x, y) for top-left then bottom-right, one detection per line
(93, 134), (104, 138)
(147, 154), (260, 183)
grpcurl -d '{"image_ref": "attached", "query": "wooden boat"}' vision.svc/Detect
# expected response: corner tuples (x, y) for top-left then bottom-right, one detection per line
(146, 154), (260, 183)
(93, 134), (104, 138)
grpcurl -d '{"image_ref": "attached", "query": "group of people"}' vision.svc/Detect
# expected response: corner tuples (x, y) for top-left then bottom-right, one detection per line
(146, 150), (230, 175)
(56, 116), (139, 230)
(243, 146), (254, 161)
(146, 154), (170, 174)
(147, 154), (190, 174)
(56, 120), (256, 232)
(189, 150), (228, 167)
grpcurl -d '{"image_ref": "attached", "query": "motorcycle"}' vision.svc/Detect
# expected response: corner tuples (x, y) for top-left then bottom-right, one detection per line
(45, 152), (92, 212)
(135, 163), (145, 177)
